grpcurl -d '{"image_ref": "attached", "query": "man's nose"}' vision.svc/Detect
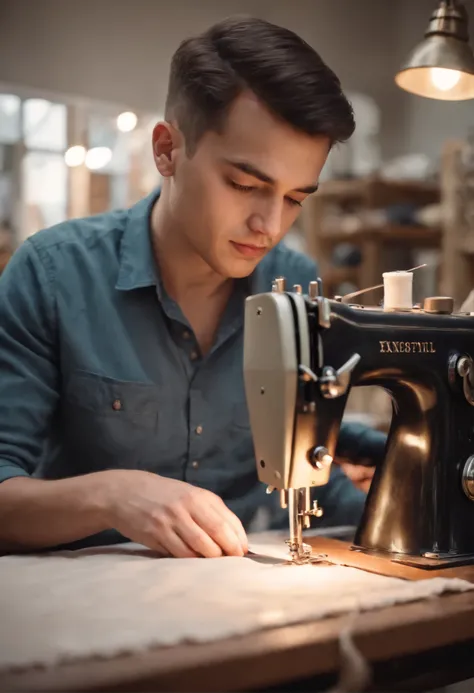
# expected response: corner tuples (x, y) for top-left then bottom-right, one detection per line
(248, 199), (284, 241)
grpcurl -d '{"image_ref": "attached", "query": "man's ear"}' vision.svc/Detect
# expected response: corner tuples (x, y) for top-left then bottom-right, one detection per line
(152, 122), (181, 177)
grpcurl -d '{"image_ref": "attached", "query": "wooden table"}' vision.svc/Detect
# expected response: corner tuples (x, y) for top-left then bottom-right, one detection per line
(2, 537), (474, 693)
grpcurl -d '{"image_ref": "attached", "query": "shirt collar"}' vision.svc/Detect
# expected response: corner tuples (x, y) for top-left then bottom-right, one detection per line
(115, 188), (161, 291)
(115, 186), (268, 297)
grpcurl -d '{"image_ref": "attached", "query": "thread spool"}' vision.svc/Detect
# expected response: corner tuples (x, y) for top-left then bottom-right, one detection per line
(382, 271), (413, 311)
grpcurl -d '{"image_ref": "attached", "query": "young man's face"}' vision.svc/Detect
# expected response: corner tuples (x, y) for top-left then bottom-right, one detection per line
(161, 92), (331, 278)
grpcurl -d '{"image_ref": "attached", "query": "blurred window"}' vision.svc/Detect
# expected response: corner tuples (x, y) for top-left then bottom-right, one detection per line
(0, 94), (21, 144)
(88, 113), (130, 174)
(22, 151), (67, 240)
(23, 99), (67, 151)
(0, 144), (14, 222)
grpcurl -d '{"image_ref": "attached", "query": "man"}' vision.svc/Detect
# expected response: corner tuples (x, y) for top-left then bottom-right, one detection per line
(0, 16), (385, 556)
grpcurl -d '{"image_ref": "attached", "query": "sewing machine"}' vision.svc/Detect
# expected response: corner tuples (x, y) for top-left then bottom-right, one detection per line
(243, 276), (474, 568)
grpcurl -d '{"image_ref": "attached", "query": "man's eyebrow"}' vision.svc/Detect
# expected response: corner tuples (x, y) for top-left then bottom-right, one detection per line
(223, 159), (319, 194)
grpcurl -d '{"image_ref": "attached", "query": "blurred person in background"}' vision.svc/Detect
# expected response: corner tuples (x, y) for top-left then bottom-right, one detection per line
(0, 16), (385, 557)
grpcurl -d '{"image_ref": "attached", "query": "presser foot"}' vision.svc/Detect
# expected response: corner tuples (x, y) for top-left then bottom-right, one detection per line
(284, 539), (328, 566)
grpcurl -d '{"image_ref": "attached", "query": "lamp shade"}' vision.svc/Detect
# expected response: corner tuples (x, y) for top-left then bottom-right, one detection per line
(395, 0), (474, 100)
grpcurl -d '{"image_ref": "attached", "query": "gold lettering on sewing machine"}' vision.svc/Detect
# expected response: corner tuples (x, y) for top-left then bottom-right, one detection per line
(379, 340), (436, 354)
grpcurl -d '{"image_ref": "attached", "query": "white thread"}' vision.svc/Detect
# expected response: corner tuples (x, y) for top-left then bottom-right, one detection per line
(327, 610), (372, 693)
(382, 271), (413, 311)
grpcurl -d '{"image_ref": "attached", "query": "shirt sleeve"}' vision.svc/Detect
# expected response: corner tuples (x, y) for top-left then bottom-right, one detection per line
(0, 239), (60, 483)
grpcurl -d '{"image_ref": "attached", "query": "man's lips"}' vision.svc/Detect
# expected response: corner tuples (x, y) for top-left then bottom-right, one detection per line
(230, 241), (269, 258)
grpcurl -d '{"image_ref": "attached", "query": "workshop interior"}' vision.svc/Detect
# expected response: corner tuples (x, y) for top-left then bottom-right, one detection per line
(4, 1), (474, 692)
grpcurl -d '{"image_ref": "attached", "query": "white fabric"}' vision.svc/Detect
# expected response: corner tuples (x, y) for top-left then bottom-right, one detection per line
(0, 531), (472, 671)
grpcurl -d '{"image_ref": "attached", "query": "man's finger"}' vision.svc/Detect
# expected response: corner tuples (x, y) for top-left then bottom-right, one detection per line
(175, 517), (224, 558)
(340, 462), (374, 482)
(191, 505), (244, 556)
(150, 541), (170, 557)
(159, 526), (201, 558)
(339, 462), (375, 493)
(213, 501), (248, 553)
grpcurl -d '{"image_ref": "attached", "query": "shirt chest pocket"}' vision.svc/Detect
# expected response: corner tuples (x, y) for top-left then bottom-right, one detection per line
(62, 371), (161, 473)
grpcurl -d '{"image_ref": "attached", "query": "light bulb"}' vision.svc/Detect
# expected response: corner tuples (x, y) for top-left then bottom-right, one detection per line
(430, 67), (462, 92)
(64, 145), (86, 167)
(85, 146), (112, 170)
(116, 111), (138, 132)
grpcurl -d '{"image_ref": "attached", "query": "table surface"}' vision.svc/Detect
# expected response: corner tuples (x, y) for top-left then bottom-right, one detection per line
(2, 536), (474, 693)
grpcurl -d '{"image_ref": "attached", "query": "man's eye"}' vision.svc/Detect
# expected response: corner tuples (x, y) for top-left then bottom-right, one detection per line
(230, 181), (255, 193)
(285, 197), (302, 208)
(229, 180), (302, 207)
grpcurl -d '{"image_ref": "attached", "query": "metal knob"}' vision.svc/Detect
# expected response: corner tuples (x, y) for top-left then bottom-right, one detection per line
(462, 455), (474, 500)
(310, 446), (333, 470)
(456, 355), (474, 406)
(272, 277), (286, 293)
(308, 281), (320, 299)
(457, 356), (471, 378)
(307, 500), (324, 518)
(320, 353), (361, 399)
(423, 296), (454, 314)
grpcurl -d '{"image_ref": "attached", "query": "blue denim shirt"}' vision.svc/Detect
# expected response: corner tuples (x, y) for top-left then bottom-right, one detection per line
(0, 189), (384, 548)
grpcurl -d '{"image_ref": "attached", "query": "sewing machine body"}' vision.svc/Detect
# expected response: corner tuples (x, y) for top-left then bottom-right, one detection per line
(243, 282), (474, 566)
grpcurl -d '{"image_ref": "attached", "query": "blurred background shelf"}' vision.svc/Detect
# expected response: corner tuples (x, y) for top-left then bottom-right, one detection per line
(318, 223), (441, 246)
(316, 177), (440, 205)
(301, 176), (442, 305)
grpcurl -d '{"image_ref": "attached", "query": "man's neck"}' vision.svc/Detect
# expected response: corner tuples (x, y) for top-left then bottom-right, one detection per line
(150, 191), (234, 355)
(150, 192), (232, 304)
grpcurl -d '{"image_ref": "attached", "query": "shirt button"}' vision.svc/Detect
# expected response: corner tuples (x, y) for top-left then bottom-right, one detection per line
(195, 425), (203, 435)
(112, 399), (122, 411)
(182, 330), (191, 340)
(191, 460), (199, 469)
(190, 350), (199, 361)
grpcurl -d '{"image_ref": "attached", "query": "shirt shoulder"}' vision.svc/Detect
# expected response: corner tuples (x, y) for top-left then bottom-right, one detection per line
(17, 209), (131, 291)
(26, 208), (129, 259)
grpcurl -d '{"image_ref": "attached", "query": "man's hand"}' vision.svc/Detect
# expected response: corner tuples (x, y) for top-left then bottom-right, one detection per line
(338, 459), (375, 493)
(102, 470), (248, 558)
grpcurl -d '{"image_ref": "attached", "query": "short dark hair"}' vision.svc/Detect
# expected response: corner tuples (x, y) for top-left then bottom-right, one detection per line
(165, 15), (355, 155)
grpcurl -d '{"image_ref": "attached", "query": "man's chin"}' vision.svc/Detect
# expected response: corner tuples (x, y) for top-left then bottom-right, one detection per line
(219, 257), (264, 280)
